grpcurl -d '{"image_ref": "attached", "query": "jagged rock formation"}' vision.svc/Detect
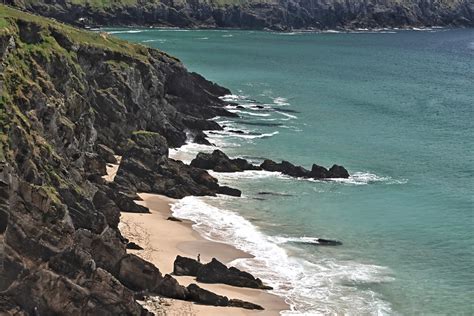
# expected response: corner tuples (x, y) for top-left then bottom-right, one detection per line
(189, 151), (350, 179)
(261, 159), (350, 179)
(191, 149), (261, 172)
(7, 0), (474, 30)
(174, 256), (273, 290)
(0, 5), (249, 314)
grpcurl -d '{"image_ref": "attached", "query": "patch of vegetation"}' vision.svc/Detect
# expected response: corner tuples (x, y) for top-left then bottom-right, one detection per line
(0, 4), (157, 62)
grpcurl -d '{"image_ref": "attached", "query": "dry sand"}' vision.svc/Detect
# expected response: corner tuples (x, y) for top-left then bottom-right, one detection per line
(119, 193), (289, 315)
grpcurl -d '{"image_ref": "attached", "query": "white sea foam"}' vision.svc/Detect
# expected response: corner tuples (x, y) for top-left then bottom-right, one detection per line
(276, 111), (298, 119)
(222, 34), (234, 37)
(328, 172), (408, 185)
(107, 30), (143, 34)
(209, 130), (279, 140)
(171, 196), (394, 315)
(274, 97), (290, 106)
(141, 39), (167, 43)
(197, 37), (209, 40)
(232, 110), (271, 117)
(169, 142), (214, 164)
(220, 94), (249, 102)
(209, 169), (285, 181)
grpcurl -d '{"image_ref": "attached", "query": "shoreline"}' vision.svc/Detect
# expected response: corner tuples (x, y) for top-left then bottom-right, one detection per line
(119, 192), (289, 315)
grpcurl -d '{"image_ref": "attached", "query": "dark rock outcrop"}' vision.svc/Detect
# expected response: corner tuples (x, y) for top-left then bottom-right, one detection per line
(185, 284), (264, 309)
(186, 283), (229, 306)
(9, 0), (474, 30)
(193, 131), (214, 146)
(328, 164), (350, 178)
(127, 242), (144, 250)
(192, 258), (272, 290)
(317, 238), (343, 246)
(173, 256), (273, 290)
(191, 150), (260, 172)
(229, 299), (264, 310)
(114, 134), (241, 198)
(118, 254), (163, 292)
(155, 274), (189, 300)
(173, 255), (204, 276)
(96, 144), (118, 164)
(261, 159), (350, 179)
(217, 185), (242, 197)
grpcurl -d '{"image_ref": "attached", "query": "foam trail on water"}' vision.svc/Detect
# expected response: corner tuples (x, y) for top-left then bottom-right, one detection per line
(209, 130), (279, 140)
(274, 97), (290, 106)
(107, 29), (144, 34)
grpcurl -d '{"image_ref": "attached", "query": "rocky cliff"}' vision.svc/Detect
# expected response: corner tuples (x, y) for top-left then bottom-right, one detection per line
(6, 0), (474, 30)
(0, 5), (249, 314)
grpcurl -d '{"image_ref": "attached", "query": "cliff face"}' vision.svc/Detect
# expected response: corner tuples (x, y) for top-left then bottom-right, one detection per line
(0, 5), (239, 314)
(7, 0), (474, 30)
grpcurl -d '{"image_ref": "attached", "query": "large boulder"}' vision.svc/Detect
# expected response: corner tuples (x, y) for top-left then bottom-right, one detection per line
(196, 258), (272, 290)
(217, 186), (242, 197)
(308, 164), (329, 179)
(328, 165), (350, 178)
(117, 254), (162, 292)
(186, 283), (229, 306)
(155, 274), (188, 300)
(173, 255), (203, 276)
(191, 150), (260, 172)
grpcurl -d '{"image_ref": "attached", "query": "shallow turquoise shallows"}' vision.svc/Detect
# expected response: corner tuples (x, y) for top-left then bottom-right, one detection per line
(109, 28), (474, 315)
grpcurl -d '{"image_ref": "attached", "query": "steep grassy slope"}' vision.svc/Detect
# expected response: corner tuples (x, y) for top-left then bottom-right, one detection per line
(7, 0), (474, 29)
(0, 5), (245, 314)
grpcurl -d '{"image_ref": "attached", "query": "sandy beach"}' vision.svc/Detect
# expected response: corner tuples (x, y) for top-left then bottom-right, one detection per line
(119, 193), (289, 315)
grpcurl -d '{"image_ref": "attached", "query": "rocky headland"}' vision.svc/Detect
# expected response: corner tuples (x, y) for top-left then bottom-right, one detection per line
(6, 0), (474, 30)
(0, 5), (266, 314)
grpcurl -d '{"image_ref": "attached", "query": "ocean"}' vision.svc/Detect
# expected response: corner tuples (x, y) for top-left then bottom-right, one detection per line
(108, 27), (474, 315)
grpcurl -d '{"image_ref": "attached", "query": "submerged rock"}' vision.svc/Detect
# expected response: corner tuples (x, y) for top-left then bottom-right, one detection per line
(317, 239), (343, 246)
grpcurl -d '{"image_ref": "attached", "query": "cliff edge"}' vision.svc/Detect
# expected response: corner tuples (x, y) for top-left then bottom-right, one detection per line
(0, 5), (247, 314)
(6, 0), (474, 30)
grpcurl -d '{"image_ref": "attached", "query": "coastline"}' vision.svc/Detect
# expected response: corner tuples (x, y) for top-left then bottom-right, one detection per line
(119, 193), (289, 315)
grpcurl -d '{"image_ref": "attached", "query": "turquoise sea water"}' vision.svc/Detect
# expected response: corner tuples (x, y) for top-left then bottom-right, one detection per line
(110, 28), (474, 315)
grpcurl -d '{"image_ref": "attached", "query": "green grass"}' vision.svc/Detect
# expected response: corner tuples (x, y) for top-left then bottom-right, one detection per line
(0, 4), (155, 62)
(0, 17), (8, 28)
